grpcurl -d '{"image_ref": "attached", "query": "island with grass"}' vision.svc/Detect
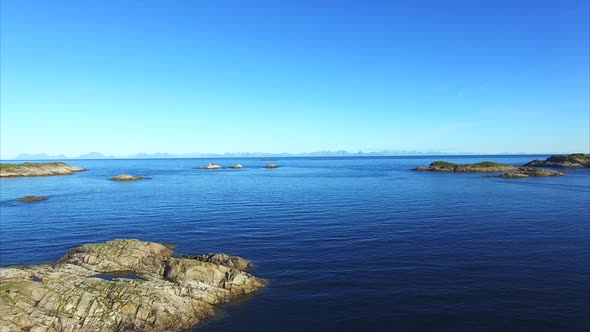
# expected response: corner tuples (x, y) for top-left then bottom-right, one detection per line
(414, 161), (565, 178)
(524, 153), (590, 168)
(0, 239), (265, 332)
(414, 161), (519, 172)
(0, 162), (86, 178)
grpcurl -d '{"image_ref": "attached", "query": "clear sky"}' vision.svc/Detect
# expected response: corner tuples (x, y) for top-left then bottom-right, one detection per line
(1, 0), (589, 158)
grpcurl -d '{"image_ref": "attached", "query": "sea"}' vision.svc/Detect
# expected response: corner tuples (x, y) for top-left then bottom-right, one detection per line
(1, 156), (589, 331)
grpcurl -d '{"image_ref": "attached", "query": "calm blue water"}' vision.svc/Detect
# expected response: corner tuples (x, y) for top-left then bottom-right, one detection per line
(1, 156), (589, 331)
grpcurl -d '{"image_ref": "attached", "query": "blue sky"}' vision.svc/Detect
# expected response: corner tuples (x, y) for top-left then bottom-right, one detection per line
(1, 0), (589, 158)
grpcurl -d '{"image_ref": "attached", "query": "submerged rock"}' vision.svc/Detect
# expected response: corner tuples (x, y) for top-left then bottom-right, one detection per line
(17, 195), (48, 202)
(108, 174), (147, 181)
(0, 162), (86, 178)
(414, 161), (519, 172)
(497, 167), (565, 178)
(0, 239), (265, 332)
(524, 153), (590, 168)
(265, 164), (279, 169)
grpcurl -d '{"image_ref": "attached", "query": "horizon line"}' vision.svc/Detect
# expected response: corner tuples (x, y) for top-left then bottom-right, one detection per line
(1, 151), (582, 162)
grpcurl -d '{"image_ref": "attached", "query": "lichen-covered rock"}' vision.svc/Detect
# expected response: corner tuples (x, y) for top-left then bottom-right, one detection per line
(0, 239), (265, 332)
(0, 162), (86, 177)
(108, 174), (147, 181)
(185, 253), (253, 271)
(496, 167), (565, 178)
(17, 196), (48, 202)
(524, 154), (590, 168)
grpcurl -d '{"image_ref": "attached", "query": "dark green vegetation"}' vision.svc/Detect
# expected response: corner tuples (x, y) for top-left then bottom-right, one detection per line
(469, 161), (506, 167)
(546, 153), (589, 163)
(429, 161), (458, 168)
(524, 153), (590, 168)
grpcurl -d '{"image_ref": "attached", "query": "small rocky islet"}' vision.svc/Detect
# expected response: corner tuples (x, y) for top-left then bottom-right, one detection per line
(414, 161), (564, 178)
(496, 167), (565, 178)
(0, 239), (265, 332)
(197, 163), (223, 170)
(0, 162), (86, 178)
(17, 195), (49, 202)
(524, 153), (590, 168)
(108, 174), (148, 181)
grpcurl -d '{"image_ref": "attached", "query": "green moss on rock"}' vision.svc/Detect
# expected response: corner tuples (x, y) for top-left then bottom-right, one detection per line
(525, 154), (590, 168)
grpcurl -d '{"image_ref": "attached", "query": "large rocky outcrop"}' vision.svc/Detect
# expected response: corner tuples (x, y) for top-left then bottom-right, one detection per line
(0, 239), (265, 331)
(0, 162), (86, 178)
(524, 154), (590, 168)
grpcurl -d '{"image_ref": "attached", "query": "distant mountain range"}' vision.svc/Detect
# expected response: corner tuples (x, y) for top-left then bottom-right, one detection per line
(6, 150), (495, 160)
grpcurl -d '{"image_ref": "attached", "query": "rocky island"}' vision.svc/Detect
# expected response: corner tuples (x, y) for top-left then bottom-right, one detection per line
(108, 174), (147, 181)
(414, 161), (565, 178)
(17, 195), (49, 202)
(0, 239), (265, 332)
(0, 162), (86, 178)
(496, 167), (565, 178)
(414, 161), (519, 172)
(524, 153), (590, 168)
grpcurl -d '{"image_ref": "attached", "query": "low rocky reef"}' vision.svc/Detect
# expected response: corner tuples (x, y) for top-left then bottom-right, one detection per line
(414, 161), (519, 173)
(496, 167), (565, 178)
(524, 153), (590, 168)
(414, 161), (564, 178)
(0, 239), (265, 332)
(17, 195), (48, 202)
(0, 162), (86, 178)
(108, 174), (147, 181)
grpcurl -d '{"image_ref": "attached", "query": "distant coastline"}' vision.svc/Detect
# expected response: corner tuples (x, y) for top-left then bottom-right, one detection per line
(1, 151), (577, 161)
